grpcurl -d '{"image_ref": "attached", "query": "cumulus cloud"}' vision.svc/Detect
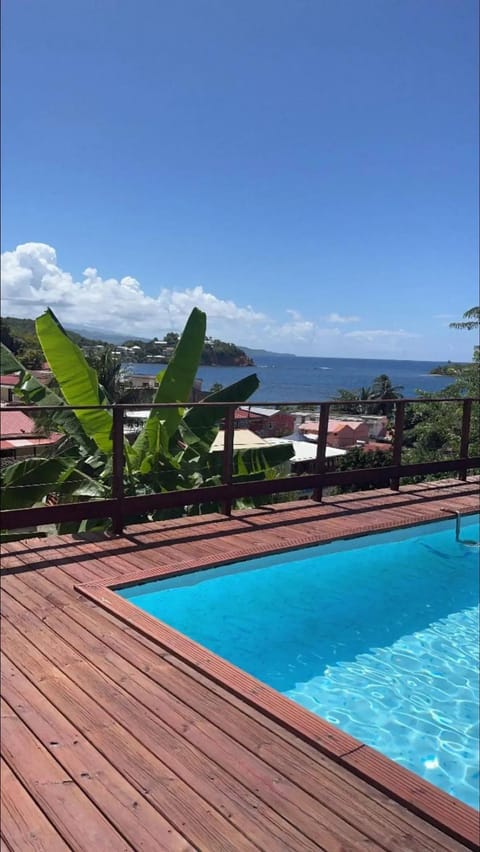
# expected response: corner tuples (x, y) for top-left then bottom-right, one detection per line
(325, 312), (360, 324)
(0, 242), (265, 338)
(1, 242), (423, 356)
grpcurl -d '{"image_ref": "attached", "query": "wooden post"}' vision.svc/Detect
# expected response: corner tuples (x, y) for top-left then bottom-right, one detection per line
(312, 403), (330, 502)
(459, 398), (472, 481)
(390, 400), (405, 491)
(220, 406), (235, 516)
(111, 406), (124, 535)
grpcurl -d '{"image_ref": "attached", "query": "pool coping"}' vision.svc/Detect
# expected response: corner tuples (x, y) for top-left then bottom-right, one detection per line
(76, 508), (480, 850)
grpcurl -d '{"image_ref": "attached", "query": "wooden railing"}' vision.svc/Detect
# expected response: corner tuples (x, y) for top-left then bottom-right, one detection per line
(1, 397), (478, 535)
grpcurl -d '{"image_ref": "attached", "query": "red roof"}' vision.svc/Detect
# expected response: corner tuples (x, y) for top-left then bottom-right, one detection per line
(0, 434), (62, 451)
(0, 374), (20, 387)
(1, 371), (52, 387)
(233, 408), (263, 421)
(0, 409), (36, 437)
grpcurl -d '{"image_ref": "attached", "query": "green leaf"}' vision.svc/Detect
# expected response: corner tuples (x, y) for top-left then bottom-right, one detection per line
(232, 442), (294, 478)
(0, 343), (25, 375)
(35, 309), (113, 453)
(1, 456), (74, 509)
(133, 307), (206, 461)
(182, 373), (260, 450)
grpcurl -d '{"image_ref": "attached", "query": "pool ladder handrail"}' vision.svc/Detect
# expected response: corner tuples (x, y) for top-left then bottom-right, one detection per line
(441, 508), (480, 547)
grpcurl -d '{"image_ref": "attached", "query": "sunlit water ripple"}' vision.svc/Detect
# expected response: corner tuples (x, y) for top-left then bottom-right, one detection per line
(286, 605), (479, 808)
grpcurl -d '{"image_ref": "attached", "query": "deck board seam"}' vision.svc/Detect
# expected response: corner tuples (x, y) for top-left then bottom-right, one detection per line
(0, 746), (69, 851)
(0, 692), (135, 852)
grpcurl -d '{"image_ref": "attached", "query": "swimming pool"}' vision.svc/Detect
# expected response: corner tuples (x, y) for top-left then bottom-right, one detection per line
(117, 513), (480, 809)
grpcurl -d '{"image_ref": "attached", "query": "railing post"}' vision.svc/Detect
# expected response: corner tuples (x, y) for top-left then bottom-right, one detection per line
(111, 406), (124, 535)
(220, 406), (235, 516)
(459, 398), (472, 481)
(390, 400), (405, 491)
(312, 402), (330, 502)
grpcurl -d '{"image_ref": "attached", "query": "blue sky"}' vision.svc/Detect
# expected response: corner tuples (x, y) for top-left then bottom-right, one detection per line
(2, 0), (478, 359)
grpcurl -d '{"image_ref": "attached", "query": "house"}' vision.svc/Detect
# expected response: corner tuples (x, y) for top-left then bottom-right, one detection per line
(1, 371), (53, 403)
(299, 418), (370, 449)
(0, 408), (62, 463)
(210, 428), (272, 453)
(236, 406), (295, 438)
(291, 410), (320, 430)
(337, 414), (388, 440)
(264, 438), (346, 473)
(0, 374), (20, 403)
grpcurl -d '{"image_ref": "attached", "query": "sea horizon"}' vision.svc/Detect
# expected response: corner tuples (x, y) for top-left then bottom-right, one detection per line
(125, 353), (456, 403)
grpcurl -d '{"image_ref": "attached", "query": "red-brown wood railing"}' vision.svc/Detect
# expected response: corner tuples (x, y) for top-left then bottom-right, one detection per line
(1, 397), (478, 535)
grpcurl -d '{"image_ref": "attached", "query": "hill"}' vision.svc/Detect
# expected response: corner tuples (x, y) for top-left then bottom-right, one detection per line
(1, 316), (255, 369)
(66, 324), (149, 344)
(241, 346), (297, 359)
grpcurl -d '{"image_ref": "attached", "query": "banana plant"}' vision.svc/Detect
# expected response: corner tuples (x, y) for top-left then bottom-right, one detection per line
(1, 306), (293, 531)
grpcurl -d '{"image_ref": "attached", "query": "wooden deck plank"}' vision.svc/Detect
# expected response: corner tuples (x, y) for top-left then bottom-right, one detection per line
(13, 567), (469, 852)
(0, 704), (131, 851)
(1, 591), (374, 851)
(1, 610), (302, 852)
(4, 575), (476, 848)
(1, 657), (193, 852)
(0, 758), (70, 852)
(1, 481), (478, 852)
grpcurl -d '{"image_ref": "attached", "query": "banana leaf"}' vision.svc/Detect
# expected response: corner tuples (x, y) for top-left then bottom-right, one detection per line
(180, 373), (260, 451)
(36, 309), (113, 454)
(0, 343), (25, 375)
(132, 307), (206, 462)
(206, 440), (294, 479)
(1, 456), (77, 509)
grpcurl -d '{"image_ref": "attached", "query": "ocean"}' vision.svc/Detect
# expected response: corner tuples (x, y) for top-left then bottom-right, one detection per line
(125, 355), (455, 403)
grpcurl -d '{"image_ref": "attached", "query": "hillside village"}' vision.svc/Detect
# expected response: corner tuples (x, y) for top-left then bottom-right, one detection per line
(1, 317), (254, 368)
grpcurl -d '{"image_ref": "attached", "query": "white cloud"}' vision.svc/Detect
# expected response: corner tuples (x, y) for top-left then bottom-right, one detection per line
(344, 329), (420, 341)
(1, 242), (425, 357)
(0, 242), (265, 338)
(326, 312), (360, 324)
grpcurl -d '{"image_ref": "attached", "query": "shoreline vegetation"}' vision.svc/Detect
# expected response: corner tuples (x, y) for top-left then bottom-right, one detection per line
(429, 361), (469, 376)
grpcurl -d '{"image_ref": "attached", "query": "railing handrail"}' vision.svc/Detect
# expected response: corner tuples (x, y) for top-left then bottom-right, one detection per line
(1, 396), (478, 535)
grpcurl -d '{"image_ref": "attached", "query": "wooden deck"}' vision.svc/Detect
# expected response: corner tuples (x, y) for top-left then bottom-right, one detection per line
(1, 479), (479, 851)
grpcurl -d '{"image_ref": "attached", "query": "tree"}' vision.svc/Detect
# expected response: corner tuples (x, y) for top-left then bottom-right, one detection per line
(165, 332), (179, 346)
(89, 345), (122, 398)
(449, 306), (480, 331)
(1, 307), (293, 534)
(333, 446), (393, 493)
(369, 374), (403, 416)
(402, 330), (479, 479)
(0, 321), (19, 353)
(333, 374), (402, 416)
(333, 389), (364, 415)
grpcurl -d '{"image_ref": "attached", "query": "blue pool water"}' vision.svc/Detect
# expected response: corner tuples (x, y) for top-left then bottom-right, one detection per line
(118, 514), (480, 808)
